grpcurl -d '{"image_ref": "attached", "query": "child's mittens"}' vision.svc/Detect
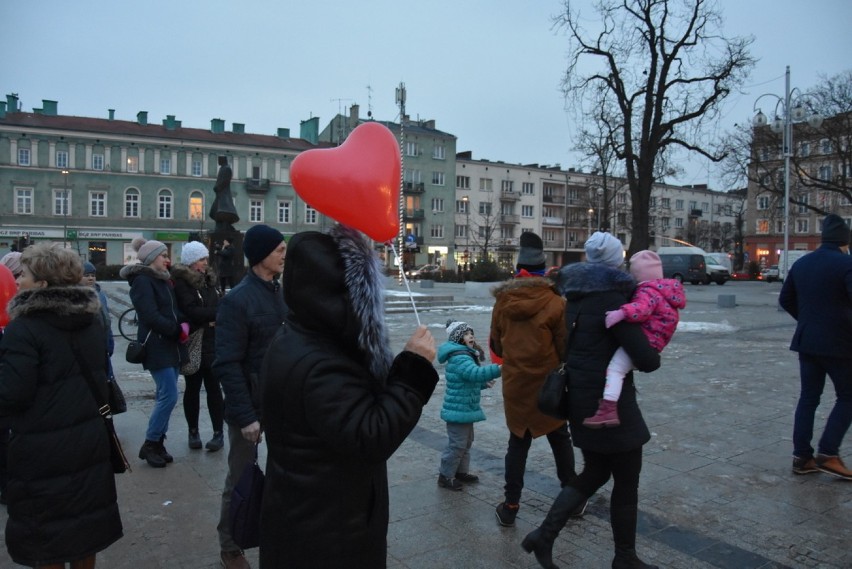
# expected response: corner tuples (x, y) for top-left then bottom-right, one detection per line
(605, 309), (626, 329)
(179, 322), (190, 343)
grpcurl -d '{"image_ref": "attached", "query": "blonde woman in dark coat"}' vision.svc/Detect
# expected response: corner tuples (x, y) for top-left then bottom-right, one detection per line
(0, 243), (122, 568)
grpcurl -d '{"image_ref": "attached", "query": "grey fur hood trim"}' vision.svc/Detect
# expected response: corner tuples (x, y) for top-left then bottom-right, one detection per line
(491, 276), (557, 298)
(330, 224), (394, 381)
(119, 262), (171, 282)
(8, 285), (101, 321)
(557, 262), (635, 298)
(170, 263), (217, 290)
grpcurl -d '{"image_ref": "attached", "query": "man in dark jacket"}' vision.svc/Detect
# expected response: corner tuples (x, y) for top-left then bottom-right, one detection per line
(213, 224), (287, 569)
(258, 225), (438, 569)
(779, 213), (852, 480)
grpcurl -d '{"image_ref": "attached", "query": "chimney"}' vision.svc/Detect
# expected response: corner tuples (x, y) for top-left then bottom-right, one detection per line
(42, 100), (58, 116)
(137, 111), (148, 126)
(6, 94), (19, 113)
(276, 127), (290, 139)
(108, 109), (115, 121)
(0, 101), (5, 119)
(211, 118), (225, 133)
(163, 115), (180, 130)
(300, 116), (319, 145)
(350, 104), (359, 123)
(232, 123), (245, 134)
(423, 119), (435, 129)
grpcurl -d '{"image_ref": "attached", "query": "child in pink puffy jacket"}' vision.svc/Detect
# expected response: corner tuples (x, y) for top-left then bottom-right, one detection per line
(584, 250), (686, 428)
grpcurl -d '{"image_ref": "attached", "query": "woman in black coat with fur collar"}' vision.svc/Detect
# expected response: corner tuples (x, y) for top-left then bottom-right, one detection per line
(259, 225), (439, 569)
(522, 233), (661, 569)
(0, 243), (122, 568)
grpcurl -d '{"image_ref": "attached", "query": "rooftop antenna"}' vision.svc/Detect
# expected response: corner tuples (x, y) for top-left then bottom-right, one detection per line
(329, 98), (353, 144)
(366, 84), (373, 118)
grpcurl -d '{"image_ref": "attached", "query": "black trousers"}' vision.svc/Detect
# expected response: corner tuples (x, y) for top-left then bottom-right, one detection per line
(503, 424), (576, 504)
(183, 364), (224, 433)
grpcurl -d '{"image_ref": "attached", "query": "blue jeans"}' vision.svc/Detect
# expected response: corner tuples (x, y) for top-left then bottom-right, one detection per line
(440, 422), (474, 478)
(793, 354), (852, 458)
(145, 366), (179, 442)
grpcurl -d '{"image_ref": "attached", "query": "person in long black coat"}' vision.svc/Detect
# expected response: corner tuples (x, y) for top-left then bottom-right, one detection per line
(522, 232), (661, 569)
(779, 213), (852, 480)
(259, 224), (439, 569)
(0, 243), (122, 568)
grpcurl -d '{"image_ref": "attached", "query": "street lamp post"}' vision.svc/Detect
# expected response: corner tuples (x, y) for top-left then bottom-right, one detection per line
(61, 169), (70, 248)
(588, 207), (594, 237)
(461, 196), (470, 269)
(752, 66), (822, 279)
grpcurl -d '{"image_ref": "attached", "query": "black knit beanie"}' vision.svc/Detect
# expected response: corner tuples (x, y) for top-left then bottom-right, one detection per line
(516, 231), (546, 272)
(821, 214), (851, 246)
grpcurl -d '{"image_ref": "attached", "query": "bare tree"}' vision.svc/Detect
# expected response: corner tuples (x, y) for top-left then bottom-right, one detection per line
(555, 0), (755, 254)
(719, 70), (852, 216)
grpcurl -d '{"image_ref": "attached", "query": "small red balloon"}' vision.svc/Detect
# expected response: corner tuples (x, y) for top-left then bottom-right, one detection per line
(291, 122), (401, 242)
(0, 264), (17, 328)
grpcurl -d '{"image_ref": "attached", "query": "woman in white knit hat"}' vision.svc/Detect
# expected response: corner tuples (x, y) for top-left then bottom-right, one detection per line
(171, 241), (225, 452)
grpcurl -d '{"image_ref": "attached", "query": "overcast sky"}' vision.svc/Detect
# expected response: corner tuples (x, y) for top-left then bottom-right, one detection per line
(2, 0), (850, 191)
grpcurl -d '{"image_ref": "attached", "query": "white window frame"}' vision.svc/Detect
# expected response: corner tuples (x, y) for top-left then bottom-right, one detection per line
(456, 176), (470, 189)
(522, 182), (534, 195)
(18, 148), (30, 166)
(92, 153), (104, 171)
(189, 191), (204, 220)
(125, 189), (140, 218)
(54, 189), (71, 216)
(157, 189), (173, 219)
(126, 155), (139, 173)
(479, 178), (492, 191)
(277, 200), (291, 224)
(432, 171), (445, 186)
(430, 224), (444, 238)
(501, 180), (514, 192)
(757, 196), (770, 210)
(14, 187), (33, 214)
(89, 191), (107, 217)
(160, 157), (171, 175)
(56, 150), (68, 169)
(432, 145), (445, 160)
(305, 205), (318, 224)
(430, 198), (444, 213)
(521, 205), (534, 218)
(796, 218), (809, 233)
(191, 160), (202, 177)
(249, 199), (264, 223)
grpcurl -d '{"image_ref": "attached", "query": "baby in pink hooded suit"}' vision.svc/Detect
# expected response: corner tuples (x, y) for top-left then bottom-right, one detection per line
(585, 250), (686, 428)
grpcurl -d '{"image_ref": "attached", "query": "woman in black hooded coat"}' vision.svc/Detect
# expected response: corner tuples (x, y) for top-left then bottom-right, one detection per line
(0, 243), (122, 568)
(259, 224), (439, 569)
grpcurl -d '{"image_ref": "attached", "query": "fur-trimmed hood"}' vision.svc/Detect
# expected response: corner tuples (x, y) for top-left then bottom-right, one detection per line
(170, 263), (218, 291)
(557, 262), (635, 300)
(283, 224), (393, 381)
(490, 276), (560, 321)
(7, 285), (101, 330)
(119, 262), (171, 283)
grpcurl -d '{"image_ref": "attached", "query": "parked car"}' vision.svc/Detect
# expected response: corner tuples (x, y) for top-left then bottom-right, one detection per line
(703, 256), (731, 285)
(405, 264), (440, 280)
(761, 265), (780, 282)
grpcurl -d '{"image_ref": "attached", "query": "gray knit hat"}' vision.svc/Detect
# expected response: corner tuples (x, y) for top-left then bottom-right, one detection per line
(585, 232), (624, 267)
(132, 237), (167, 266)
(446, 319), (474, 345)
(181, 241), (210, 266)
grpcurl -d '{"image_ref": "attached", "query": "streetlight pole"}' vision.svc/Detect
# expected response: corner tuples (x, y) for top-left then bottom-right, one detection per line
(61, 169), (69, 248)
(752, 66), (822, 280)
(461, 196), (470, 268)
(588, 207), (594, 237)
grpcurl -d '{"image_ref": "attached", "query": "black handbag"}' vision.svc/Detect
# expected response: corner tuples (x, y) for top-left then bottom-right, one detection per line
(538, 363), (571, 419)
(71, 339), (131, 474)
(229, 444), (264, 550)
(108, 379), (127, 414)
(125, 330), (151, 364)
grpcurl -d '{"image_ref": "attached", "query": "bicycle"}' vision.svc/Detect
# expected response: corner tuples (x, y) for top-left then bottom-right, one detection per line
(118, 307), (139, 341)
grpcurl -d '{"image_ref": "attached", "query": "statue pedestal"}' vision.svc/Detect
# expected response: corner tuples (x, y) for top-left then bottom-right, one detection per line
(207, 229), (245, 286)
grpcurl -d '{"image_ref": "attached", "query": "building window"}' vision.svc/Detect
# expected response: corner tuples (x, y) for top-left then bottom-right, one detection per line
(158, 189), (173, 219)
(821, 139), (832, 154)
(125, 189), (140, 218)
(675, 199), (684, 210)
(404, 169), (422, 183)
(405, 142), (418, 157)
(479, 178), (492, 191)
(521, 205), (534, 217)
(89, 192), (106, 217)
(757, 196), (770, 210)
(277, 201), (291, 224)
(432, 145), (445, 159)
(501, 180), (514, 192)
(456, 175), (470, 189)
(796, 219), (809, 233)
(797, 193), (809, 214)
(800, 141), (810, 157)
(456, 200), (469, 214)
(14, 187), (33, 214)
(659, 197), (669, 209)
(54, 189), (71, 216)
(189, 191), (204, 220)
(688, 200), (697, 211)
(126, 155), (138, 173)
(305, 205), (318, 224)
(818, 165), (832, 181)
(455, 224), (468, 239)
(478, 202), (492, 215)
(522, 182), (535, 195)
(18, 148), (30, 166)
(249, 199), (264, 222)
(56, 150), (68, 169)
(675, 218), (684, 229)
(191, 160), (202, 177)
(430, 224), (444, 238)
(661, 217), (670, 231)
(430, 198), (444, 213)
(757, 219), (769, 234)
(432, 171), (445, 186)
(92, 154), (104, 171)
(160, 158), (171, 175)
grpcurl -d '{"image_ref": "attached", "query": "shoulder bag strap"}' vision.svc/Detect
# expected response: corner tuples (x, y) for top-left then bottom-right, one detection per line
(70, 337), (112, 418)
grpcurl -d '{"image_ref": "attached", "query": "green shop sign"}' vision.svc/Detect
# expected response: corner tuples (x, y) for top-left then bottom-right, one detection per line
(155, 231), (190, 241)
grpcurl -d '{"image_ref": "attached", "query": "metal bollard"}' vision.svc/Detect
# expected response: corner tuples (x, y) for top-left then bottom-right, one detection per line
(420, 279), (434, 289)
(717, 294), (736, 308)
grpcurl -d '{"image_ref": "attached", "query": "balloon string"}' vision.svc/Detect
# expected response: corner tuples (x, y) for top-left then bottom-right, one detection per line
(389, 242), (420, 326)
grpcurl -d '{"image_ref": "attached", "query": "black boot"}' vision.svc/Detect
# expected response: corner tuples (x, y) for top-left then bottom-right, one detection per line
(138, 440), (166, 468)
(158, 435), (174, 463)
(521, 487), (587, 569)
(610, 505), (658, 569)
(188, 429), (202, 449)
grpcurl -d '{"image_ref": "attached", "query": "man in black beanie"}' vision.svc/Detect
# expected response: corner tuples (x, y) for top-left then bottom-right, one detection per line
(780, 214), (852, 481)
(213, 224), (288, 569)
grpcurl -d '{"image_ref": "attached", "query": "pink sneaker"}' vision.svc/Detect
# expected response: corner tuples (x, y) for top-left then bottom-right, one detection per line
(583, 399), (620, 428)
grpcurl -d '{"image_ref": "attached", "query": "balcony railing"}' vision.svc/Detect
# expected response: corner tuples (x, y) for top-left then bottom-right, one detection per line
(404, 208), (425, 220)
(543, 195), (566, 204)
(544, 239), (565, 249)
(542, 216), (564, 226)
(500, 190), (521, 201)
(403, 182), (425, 194)
(500, 214), (520, 224)
(245, 178), (271, 193)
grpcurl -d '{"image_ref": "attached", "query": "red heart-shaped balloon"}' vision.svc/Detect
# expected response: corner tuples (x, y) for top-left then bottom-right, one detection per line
(291, 122), (401, 242)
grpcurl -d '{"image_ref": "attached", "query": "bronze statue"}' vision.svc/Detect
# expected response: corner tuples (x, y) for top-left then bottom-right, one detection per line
(209, 156), (239, 232)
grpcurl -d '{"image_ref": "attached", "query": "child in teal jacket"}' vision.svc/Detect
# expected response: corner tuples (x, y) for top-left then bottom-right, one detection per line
(437, 319), (501, 490)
